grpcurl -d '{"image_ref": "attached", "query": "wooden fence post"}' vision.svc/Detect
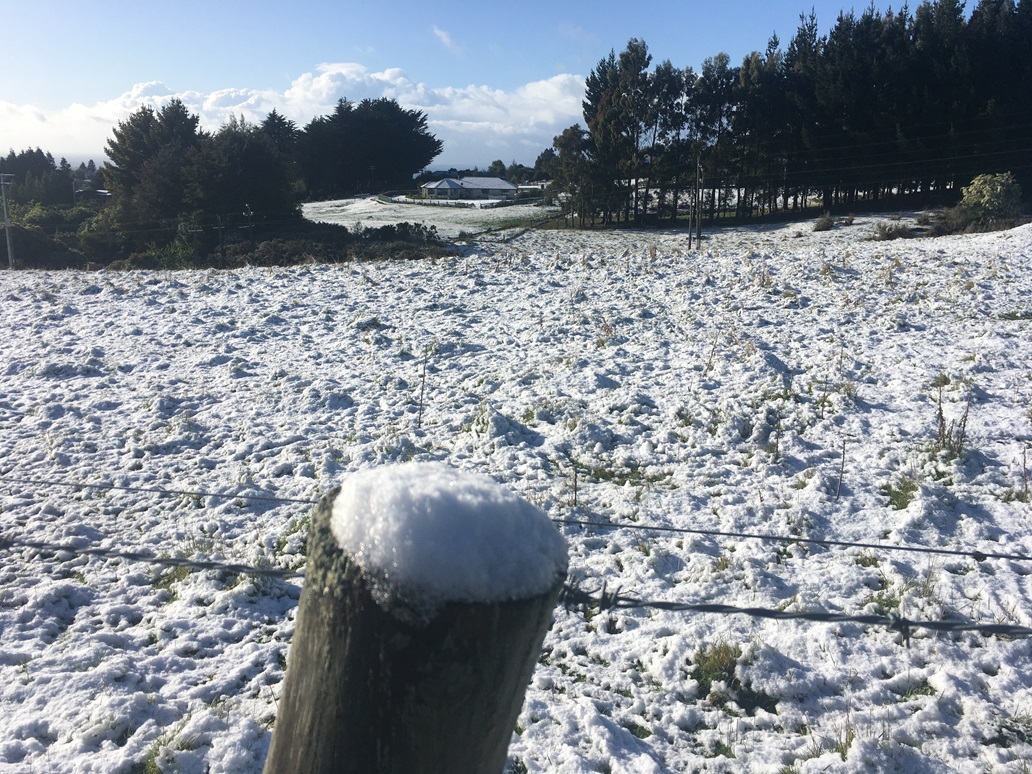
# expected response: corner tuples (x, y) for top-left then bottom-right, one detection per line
(263, 463), (568, 774)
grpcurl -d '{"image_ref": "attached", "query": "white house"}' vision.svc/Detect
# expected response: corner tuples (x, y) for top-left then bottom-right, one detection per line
(421, 176), (518, 201)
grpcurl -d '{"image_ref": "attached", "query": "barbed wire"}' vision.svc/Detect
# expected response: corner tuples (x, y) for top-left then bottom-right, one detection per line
(554, 517), (1032, 563)
(0, 533), (305, 579)
(4, 474), (1031, 565)
(0, 476), (316, 505)
(3, 531), (1028, 642)
(558, 583), (1032, 643)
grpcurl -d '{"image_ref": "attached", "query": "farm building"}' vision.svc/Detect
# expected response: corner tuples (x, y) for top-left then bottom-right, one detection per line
(421, 176), (518, 201)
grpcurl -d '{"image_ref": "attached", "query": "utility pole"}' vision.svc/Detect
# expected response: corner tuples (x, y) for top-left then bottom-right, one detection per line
(694, 158), (703, 248)
(686, 159), (696, 250)
(687, 184), (694, 251)
(1, 173), (14, 270)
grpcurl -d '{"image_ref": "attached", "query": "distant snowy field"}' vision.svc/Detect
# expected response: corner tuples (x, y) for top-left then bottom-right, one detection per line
(2, 202), (1031, 772)
(303, 195), (555, 238)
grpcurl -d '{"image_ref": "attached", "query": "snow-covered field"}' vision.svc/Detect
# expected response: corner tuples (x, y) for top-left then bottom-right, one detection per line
(303, 195), (554, 238)
(2, 200), (1032, 772)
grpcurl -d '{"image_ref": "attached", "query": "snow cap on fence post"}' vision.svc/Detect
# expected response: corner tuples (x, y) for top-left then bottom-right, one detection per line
(331, 461), (569, 619)
(264, 462), (568, 774)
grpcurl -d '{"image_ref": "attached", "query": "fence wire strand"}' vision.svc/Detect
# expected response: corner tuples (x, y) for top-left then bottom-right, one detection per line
(557, 583), (1032, 642)
(2, 532), (1030, 642)
(0, 475), (316, 505)
(0, 533), (305, 579)
(4, 474), (1030, 565)
(553, 517), (1032, 563)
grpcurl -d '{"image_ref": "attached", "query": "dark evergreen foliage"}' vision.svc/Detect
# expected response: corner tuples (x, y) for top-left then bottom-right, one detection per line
(297, 98), (442, 198)
(0, 148), (75, 206)
(552, 0), (1032, 225)
(6, 88), (447, 265)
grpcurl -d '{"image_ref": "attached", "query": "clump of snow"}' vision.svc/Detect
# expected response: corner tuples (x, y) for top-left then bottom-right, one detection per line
(330, 462), (568, 614)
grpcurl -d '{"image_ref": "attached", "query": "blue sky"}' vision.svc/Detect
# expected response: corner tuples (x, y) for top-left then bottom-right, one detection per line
(4, 1), (891, 169)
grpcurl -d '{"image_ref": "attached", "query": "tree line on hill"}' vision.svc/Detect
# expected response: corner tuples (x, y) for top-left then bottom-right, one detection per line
(550, 0), (1032, 226)
(0, 149), (101, 207)
(0, 96), (443, 265)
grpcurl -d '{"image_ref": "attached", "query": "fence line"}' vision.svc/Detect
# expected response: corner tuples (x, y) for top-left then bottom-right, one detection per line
(558, 584), (1032, 642)
(0, 475), (316, 505)
(3, 474), (1031, 564)
(0, 533), (305, 578)
(554, 517), (1031, 563)
(2, 532), (1029, 642)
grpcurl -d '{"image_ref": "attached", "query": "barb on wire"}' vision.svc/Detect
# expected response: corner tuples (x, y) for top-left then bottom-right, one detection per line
(554, 517), (1031, 564)
(0, 475), (317, 506)
(0, 533), (305, 580)
(559, 583), (1032, 641)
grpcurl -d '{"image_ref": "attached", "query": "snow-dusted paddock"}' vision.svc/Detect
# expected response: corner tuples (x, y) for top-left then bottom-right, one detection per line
(303, 195), (554, 238)
(1, 214), (1031, 772)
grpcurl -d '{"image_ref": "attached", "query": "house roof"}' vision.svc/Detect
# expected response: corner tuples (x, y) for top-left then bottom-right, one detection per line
(422, 178), (465, 190)
(421, 176), (518, 191)
(458, 176), (518, 190)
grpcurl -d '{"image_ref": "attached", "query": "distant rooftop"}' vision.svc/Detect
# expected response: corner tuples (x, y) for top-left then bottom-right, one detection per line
(422, 176), (517, 191)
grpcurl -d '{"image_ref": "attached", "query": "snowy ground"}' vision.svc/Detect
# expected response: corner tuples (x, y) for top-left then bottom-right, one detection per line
(1, 204), (1032, 772)
(303, 196), (556, 238)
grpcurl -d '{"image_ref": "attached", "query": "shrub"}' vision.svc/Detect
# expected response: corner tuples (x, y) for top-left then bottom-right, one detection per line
(928, 206), (973, 237)
(960, 172), (1022, 226)
(18, 202), (103, 236)
(3, 224), (89, 269)
(875, 222), (913, 241)
(813, 213), (834, 232)
(928, 172), (1024, 236)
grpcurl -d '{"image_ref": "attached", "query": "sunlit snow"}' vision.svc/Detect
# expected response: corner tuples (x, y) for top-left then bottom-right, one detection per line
(330, 462), (568, 615)
(1, 201), (1031, 772)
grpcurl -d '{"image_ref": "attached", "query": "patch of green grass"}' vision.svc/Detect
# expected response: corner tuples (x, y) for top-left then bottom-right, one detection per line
(710, 740), (735, 758)
(675, 405), (695, 427)
(154, 563), (190, 591)
(882, 474), (918, 510)
(1001, 488), (1030, 504)
(904, 679), (937, 699)
(690, 641), (778, 714)
(832, 726), (856, 759)
(856, 552), (880, 568)
(625, 721), (653, 739)
(580, 462), (666, 488)
(276, 515), (311, 557)
(865, 577), (902, 615)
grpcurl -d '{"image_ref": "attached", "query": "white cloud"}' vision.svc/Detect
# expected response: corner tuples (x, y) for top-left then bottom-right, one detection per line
(432, 25), (460, 54)
(557, 23), (597, 46)
(1, 65), (585, 168)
